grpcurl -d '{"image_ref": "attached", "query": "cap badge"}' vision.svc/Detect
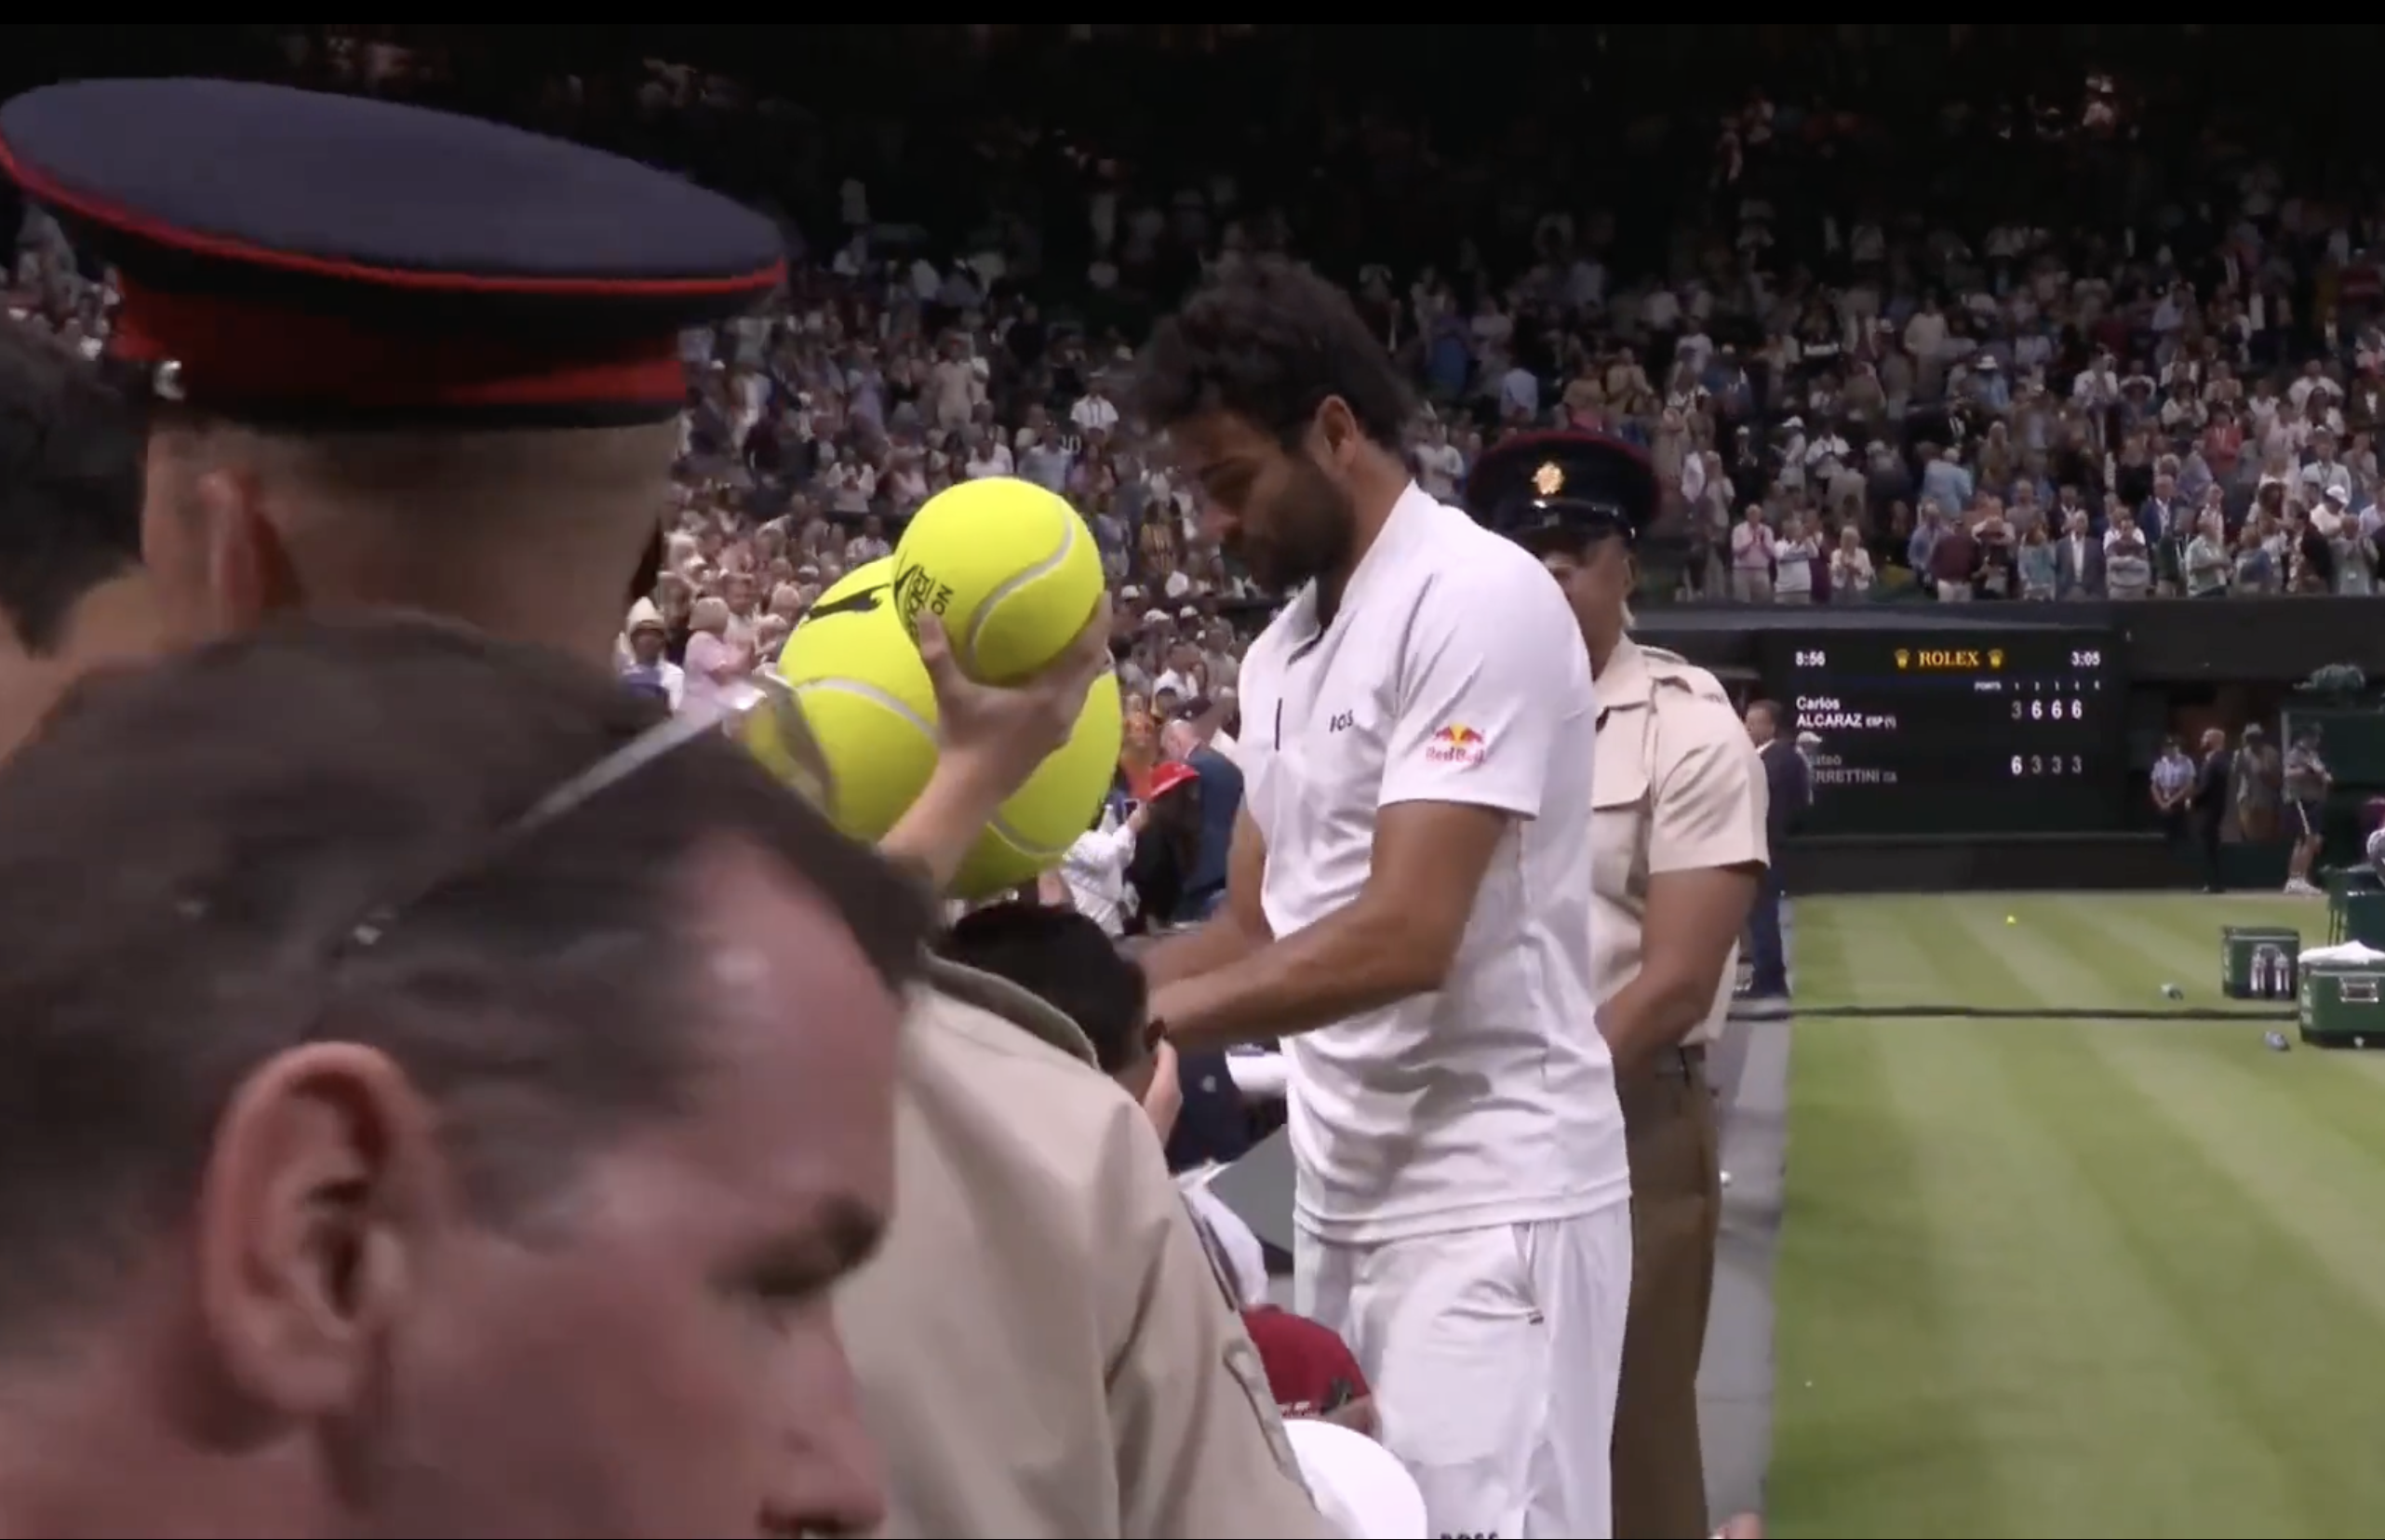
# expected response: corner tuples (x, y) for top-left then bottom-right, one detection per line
(1532, 461), (1565, 498)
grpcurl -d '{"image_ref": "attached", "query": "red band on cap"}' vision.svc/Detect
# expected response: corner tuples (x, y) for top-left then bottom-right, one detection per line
(110, 276), (688, 414)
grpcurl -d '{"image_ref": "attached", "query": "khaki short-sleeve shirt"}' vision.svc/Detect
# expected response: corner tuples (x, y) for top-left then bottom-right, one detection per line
(1588, 639), (1770, 1047)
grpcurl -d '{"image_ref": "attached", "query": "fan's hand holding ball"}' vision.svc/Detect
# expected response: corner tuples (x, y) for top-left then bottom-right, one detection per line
(757, 545), (1121, 901)
(916, 593), (1114, 805)
(889, 477), (1106, 683)
(919, 597), (1120, 897)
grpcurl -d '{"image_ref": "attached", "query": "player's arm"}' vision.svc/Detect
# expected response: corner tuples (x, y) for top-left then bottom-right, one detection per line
(1138, 805), (1273, 984)
(1154, 577), (1555, 1052)
(1600, 714), (1766, 1075)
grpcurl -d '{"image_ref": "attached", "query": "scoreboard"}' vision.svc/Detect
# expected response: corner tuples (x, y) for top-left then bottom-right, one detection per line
(1759, 626), (2126, 836)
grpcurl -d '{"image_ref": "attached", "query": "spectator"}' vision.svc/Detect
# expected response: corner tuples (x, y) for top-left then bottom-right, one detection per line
(2017, 523), (2058, 600)
(1061, 797), (1146, 937)
(2184, 510), (2233, 597)
(1772, 513), (1819, 604)
(1117, 702), (1161, 801)
(681, 596), (752, 715)
(1929, 509), (1980, 603)
(2055, 509), (2105, 597)
(1729, 503), (1775, 601)
(2106, 511), (2155, 600)
(619, 598), (687, 708)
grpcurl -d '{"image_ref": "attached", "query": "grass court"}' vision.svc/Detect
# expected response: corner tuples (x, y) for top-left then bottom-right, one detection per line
(1769, 891), (2385, 1540)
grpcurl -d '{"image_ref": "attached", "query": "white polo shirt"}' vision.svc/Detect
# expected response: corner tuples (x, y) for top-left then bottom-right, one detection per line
(1239, 484), (1625, 1244)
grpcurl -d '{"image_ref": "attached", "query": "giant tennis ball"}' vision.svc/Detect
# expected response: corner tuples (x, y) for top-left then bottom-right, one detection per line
(888, 477), (1104, 684)
(757, 556), (1124, 901)
(953, 669), (1121, 900)
(752, 558), (934, 840)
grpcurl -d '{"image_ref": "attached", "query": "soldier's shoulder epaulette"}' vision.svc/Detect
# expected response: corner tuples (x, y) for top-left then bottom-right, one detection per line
(1640, 648), (1733, 703)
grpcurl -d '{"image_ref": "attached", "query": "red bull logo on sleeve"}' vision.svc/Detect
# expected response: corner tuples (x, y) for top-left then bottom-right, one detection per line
(1425, 723), (1489, 767)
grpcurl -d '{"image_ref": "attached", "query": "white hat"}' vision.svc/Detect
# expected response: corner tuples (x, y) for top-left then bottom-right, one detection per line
(624, 597), (666, 635)
(1283, 1420), (1427, 1539)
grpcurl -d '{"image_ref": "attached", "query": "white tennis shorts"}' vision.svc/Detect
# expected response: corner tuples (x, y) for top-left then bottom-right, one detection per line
(1296, 1205), (1631, 1539)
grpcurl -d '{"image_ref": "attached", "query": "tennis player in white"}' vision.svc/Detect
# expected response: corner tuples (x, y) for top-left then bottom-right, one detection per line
(1137, 257), (1628, 1540)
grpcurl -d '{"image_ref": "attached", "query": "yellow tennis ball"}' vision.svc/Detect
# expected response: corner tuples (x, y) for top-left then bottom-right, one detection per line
(951, 671), (1123, 900)
(761, 560), (935, 843)
(758, 556), (1123, 900)
(889, 477), (1104, 685)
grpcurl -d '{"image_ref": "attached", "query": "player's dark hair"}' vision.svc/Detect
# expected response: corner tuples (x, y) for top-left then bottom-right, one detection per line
(0, 614), (931, 1333)
(1135, 255), (1414, 451)
(940, 901), (1149, 1076)
(0, 319), (144, 654)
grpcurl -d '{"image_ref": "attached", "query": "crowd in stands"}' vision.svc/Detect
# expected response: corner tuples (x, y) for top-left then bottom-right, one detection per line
(11, 27), (2385, 719)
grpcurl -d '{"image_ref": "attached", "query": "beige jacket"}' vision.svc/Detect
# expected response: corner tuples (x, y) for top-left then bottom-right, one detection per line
(1588, 638), (1769, 1046)
(839, 962), (1329, 1538)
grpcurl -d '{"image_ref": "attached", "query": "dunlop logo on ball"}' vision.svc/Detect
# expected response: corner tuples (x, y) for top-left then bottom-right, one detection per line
(891, 559), (954, 629)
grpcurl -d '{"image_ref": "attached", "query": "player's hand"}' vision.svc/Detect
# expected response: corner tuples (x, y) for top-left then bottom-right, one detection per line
(918, 596), (1113, 801)
(1141, 1038), (1184, 1142)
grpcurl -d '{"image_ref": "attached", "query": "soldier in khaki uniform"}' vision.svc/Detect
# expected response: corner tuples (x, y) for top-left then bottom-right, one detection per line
(1467, 434), (1767, 1538)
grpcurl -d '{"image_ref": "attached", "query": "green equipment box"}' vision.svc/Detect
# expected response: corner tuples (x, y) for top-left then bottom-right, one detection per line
(2299, 960), (2385, 1047)
(2221, 926), (2301, 1000)
(2328, 868), (2385, 951)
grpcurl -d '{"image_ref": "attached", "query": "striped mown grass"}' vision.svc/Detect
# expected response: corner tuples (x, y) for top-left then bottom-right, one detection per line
(1770, 891), (2385, 1539)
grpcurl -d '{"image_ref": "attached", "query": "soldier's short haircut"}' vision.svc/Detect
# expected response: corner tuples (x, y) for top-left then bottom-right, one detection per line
(0, 613), (930, 1331)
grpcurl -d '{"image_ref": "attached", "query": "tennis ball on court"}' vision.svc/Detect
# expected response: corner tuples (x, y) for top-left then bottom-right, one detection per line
(758, 560), (1123, 901)
(888, 477), (1103, 684)
(2006, 915), (2017, 925)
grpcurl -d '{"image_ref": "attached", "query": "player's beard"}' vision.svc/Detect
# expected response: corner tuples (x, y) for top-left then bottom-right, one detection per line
(1237, 459), (1356, 595)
